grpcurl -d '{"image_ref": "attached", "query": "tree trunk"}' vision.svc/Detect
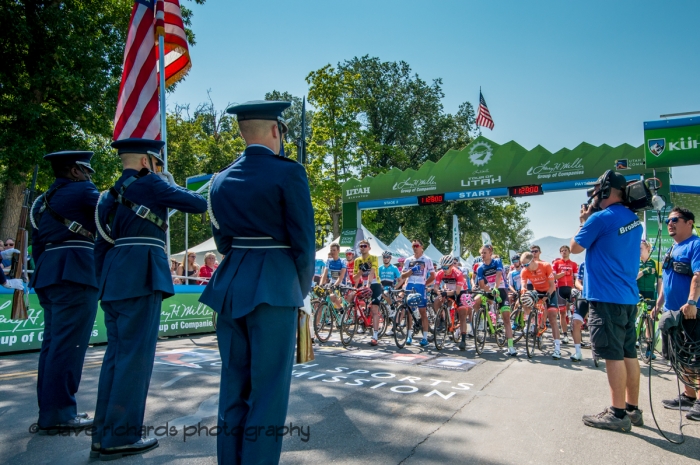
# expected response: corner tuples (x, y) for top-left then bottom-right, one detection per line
(0, 179), (27, 243)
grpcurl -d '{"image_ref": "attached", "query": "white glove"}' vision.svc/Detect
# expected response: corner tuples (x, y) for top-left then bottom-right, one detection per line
(156, 171), (178, 187)
(2, 279), (24, 291)
(300, 295), (313, 316)
(1, 249), (19, 260)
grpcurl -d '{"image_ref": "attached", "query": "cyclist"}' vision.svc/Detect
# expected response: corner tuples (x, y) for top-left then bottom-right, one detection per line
(433, 254), (471, 351)
(379, 251), (401, 288)
(507, 255), (523, 307)
(319, 242), (348, 309)
(475, 245), (517, 356)
(553, 245), (579, 344)
(525, 245), (543, 290)
(353, 240), (382, 346)
(400, 239), (436, 347)
(519, 250), (562, 359)
(471, 257), (483, 290)
(571, 261), (588, 361)
(345, 249), (356, 286)
(397, 256), (406, 272)
(637, 239), (661, 360)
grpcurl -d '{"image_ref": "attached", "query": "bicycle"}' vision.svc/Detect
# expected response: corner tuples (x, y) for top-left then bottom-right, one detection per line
(392, 292), (425, 349)
(338, 285), (389, 347)
(472, 289), (507, 355)
(433, 291), (461, 350)
(523, 291), (548, 358)
(507, 291), (527, 344)
(636, 296), (659, 365)
(312, 285), (347, 343)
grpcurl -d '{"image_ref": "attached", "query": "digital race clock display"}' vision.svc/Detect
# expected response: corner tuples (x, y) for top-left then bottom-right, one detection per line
(417, 194), (446, 206)
(508, 185), (544, 197)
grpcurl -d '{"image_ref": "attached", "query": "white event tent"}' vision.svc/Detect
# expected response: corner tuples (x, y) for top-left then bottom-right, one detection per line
(423, 239), (446, 263)
(388, 228), (414, 259)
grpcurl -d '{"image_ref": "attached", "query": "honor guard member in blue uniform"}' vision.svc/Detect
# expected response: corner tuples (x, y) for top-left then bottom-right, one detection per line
(29, 151), (99, 433)
(200, 100), (315, 465)
(92, 138), (207, 460)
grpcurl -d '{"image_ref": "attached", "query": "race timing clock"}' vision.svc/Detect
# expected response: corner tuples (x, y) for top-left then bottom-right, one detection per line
(509, 185), (544, 197)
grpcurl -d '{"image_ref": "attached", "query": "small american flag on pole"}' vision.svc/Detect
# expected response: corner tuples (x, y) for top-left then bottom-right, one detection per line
(113, 0), (191, 141)
(476, 90), (494, 130)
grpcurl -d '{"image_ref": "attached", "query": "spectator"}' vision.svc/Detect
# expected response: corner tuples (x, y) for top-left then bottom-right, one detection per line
(638, 239), (661, 301)
(170, 259), (182, 284)
(198, 252), (217, 285)
(1, 238), (11, 270)
(657, 207), (700, 420)
(571, 170), (643, 432)
(178, 252), (200, 285)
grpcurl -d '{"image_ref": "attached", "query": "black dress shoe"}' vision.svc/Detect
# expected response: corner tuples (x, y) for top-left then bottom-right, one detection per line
(38, 417), (94, 435)
(100, 437), (158, 461)
(77, 412), (90, 419)
(90, 443), (101, 459)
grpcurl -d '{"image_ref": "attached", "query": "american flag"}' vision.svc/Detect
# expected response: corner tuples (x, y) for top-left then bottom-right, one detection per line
(113, 0), (191, 141)
(476, 91), (494, 130)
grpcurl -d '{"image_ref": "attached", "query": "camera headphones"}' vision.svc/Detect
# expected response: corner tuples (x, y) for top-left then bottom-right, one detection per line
(587, 170), (614, 201)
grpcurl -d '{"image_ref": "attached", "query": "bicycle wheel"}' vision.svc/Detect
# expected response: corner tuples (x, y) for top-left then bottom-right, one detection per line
(638, 315), (654, 365)
(451, 308), (461, 344)
(313, 303), (334, 343)
(525, 311), (537, 358)
(393, 304), (409, 349)
(495, 312), (507, 348)
(511, 307), (525, 343)
(339, 304), (358, 347)
(474, 308), (488, 355)
(434, 306), (449, 350)
(377, 302), (389, 338)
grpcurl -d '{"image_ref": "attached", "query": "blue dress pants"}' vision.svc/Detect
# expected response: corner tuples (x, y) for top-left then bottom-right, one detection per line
(216, 303), (297, 465)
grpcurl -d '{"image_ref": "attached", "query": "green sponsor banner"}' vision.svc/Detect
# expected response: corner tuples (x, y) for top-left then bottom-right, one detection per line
(0, 287), (215, 354)
(644, 117), (700, 169)
(339, 229), (358, 247)
(342, 136), (650, 203)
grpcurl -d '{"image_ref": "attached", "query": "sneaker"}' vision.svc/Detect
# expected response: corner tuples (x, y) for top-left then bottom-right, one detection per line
(627, 408), (644, 427)
(454, 327), (461, 340)
(385, 329), (394, 337)
(582, 341), (591, 349)
(406, 336), (413, 345)
(427, 334), (435, 343)
(459, 339), (466, 351)
(645, 350), (656, 360)
(511, 322), (517, 331)
(467, 329), (474, 338)
(582, 408), (632, 432)
(508, 348), (518, 357)
(563, 335), (570, 344)
(570, 353), (582, 362)
(552, 350), (561, 360)
(370, 338), (378, 346)
(419, 338), (429, 347)
(686, 400), (700, 421)
(661, 393), (697, 411)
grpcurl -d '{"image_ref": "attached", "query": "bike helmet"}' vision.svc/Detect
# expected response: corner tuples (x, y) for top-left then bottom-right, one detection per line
(452, 256), (460, 266)
(571, 288), (581, 300)
(439, 254), (455, 269)
(460, 293), (475, 308)
(397, 257), (406, 263)
(382, 251), (393, 259)
(406, 292), (423, 309)
(356, 287), (372, 300)
(345, 249), (355, 256)
(519, 291), (539, 308)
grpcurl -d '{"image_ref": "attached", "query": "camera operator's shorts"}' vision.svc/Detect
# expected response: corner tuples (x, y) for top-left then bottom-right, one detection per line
(588, 301), (637, 361)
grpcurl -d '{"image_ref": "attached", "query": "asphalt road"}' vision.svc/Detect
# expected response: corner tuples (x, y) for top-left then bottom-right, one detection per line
(0, 331), (698, 464)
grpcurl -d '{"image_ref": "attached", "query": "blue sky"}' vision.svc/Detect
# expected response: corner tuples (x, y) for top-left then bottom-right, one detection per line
(171, 0), (700, 240)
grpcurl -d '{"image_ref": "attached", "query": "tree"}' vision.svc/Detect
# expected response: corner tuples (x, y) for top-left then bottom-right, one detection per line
(305, 65), (363, 237)
(0, 0), (205, 241)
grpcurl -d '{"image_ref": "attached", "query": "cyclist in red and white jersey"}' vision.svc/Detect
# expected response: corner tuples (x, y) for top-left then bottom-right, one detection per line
(433, 254), (472, 351)
(552, 245), (578, 344)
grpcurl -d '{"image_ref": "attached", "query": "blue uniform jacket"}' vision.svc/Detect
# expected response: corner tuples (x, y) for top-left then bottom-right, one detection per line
(94, 170), (207, 301)
(30, 178), (100, 289)
(199, 146), (315, 318)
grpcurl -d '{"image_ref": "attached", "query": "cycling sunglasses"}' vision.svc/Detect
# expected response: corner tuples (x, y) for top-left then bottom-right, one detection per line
(441, 265), (450, 270)
(359, 244), (369, 248)
(412, 244), (422, 248)
(522, 260), (533, 267)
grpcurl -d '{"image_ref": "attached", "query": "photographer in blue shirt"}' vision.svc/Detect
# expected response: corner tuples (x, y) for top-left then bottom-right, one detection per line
(656, 207), (700, 420)
(571, 171), (643, 432)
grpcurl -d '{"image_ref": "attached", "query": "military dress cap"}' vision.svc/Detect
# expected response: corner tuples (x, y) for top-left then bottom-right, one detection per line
(43, 151), (96, 173)
(110, 138), (165, 165)
(226, 100), (291, 133)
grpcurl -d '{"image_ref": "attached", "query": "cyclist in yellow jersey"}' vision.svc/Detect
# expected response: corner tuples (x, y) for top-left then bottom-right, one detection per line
(353, 240), (383, 346)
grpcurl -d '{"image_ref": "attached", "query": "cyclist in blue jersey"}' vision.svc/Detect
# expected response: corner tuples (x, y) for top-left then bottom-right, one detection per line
(379, 251), (402, 288)
(507, 255), (523, 304)
(475, 245), (517, 356)
(320, 243), (347, 309)
(400, 239), (436, 347)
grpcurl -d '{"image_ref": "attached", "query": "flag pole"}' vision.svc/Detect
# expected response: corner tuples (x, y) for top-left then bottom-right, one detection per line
(158, 34), (170, 257)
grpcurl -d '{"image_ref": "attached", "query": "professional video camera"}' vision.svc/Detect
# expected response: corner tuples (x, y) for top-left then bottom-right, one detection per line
(585, 170), (664, 213)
